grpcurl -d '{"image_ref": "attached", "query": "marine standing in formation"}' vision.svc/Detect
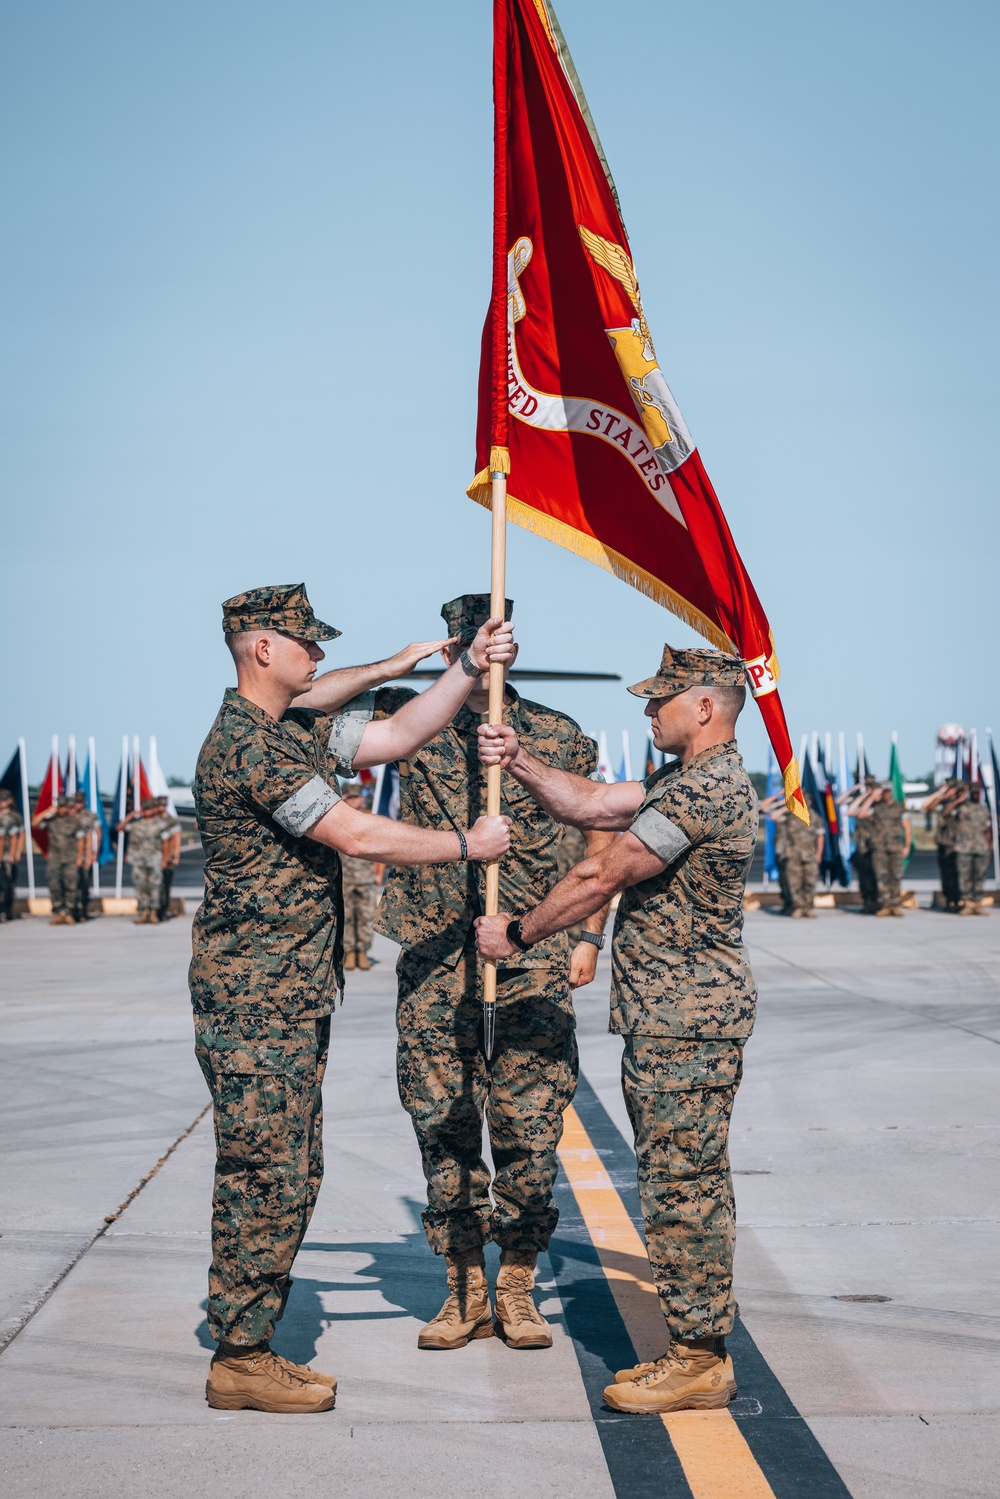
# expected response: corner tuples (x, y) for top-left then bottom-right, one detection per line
(859, 784), (912, 917)
(842, 775), (879, 913)
(157, 796), (183, 920)
(951, 784), (992, 914)
(33, 795), (81, 925)
(367, 594), (614, 1350)
(476, 645), (757, 1414)
(0, 787), (24, 922)
(190, 583), (512, 1415)
(70, 789), (101, 922)
(338, 782), (378, 970)
(760, 789), (824, 917)
(925, 779), (963, 910)
(117, 797), (169, 924)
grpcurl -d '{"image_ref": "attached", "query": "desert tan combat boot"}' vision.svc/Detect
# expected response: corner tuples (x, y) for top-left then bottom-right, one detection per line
(604, 1342), (736, 1414)
(270, 1350), (338, 1391)
(494, 1250), (553, 1349)
(417, 1249), (493, 1350)
(356, 951), (371, 970)
(343, 950), (356, 970)
(206, 1344), (336, 1413)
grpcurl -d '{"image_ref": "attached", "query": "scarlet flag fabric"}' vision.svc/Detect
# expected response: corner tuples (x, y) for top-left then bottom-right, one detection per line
(31, 753), (63, 856)
(469, 0), (804, 815)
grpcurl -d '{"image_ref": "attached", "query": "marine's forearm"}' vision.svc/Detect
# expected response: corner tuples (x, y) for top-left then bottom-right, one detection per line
(508, 749), (640, 830)
(353, 659), (475, 767)
(291, 660), (404, 714)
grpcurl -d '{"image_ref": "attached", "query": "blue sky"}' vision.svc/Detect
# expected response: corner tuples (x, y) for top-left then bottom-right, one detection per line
(2, 0), (997, 784)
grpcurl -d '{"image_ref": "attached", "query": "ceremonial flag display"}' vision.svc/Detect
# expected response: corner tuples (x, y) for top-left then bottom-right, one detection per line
(468, 0), (805, 817)
(31, 746), (62, 857)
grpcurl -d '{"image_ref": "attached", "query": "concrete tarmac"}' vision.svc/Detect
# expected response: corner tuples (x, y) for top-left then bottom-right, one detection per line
(0, 908), (997, 1498)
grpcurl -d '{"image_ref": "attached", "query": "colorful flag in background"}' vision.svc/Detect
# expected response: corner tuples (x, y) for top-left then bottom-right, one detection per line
(643, 736), (658, 781)
(888, 737), (913, 871)
(468, 0), (806, 818)
(79, 753), (114, 865)
(31, 752), (62, 856)
(0, 749), (24, 816)
(804, 742), (848, 887)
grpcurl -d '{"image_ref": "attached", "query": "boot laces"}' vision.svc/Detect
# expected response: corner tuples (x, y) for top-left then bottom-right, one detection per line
(498, 1267), (542, 1325)
(636, 1346), (692, 1384)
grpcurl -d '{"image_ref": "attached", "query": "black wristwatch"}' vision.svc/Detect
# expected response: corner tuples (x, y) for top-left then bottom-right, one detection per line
(577, 931), (606, 949)
(506, 918), (533, 952)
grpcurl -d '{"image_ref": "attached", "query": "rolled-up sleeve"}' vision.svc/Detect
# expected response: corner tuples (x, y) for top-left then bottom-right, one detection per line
(273, 775), (341, 837)
(328, 690), (377, 777)
(630, 806), (692, 863)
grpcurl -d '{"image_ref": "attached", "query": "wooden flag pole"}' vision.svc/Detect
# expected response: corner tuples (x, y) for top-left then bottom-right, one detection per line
(482, 465), (508, 1061)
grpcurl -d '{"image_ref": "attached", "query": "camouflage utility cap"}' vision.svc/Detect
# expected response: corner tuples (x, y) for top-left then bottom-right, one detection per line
(141, 797), (158, 811)
(628, 644), (746, 698)
(440, 593), (514, 644)
(222, 583), (341, 642)
(71, 790), (86, 804)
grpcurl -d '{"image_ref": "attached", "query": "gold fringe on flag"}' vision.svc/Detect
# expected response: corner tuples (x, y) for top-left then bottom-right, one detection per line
(467, 483), (737, 656)
(783, 757), (808, 822)
(467, 446), (511, 504)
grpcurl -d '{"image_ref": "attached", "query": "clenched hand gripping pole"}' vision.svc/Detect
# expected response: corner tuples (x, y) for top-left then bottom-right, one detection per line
(482, 467), (508, 1061)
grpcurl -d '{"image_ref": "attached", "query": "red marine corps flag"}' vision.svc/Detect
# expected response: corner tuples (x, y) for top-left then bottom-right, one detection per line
(468, 0), (805, 817)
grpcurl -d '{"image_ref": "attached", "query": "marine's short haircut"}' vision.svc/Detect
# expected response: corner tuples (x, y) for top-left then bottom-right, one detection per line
(225, 629), (266, 667)
(707, 683), (747, 722)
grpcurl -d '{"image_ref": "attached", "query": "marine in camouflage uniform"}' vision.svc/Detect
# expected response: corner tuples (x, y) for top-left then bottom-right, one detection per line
(371, 593), (609, 1351)
(156, 797), (183, 920)
(70, 790), (101, 921)
(122, 798), (168, 922)
(953, 788), (992, 913)
(868, 786), (910, 916)
(772, 798), (823, 916)
(339, 784), (378, 968)
(934, 782), (962, 911)
(848, 777), (880, 912)
(0, 790), (23, 922)
(191, 581), (513, 1413)
(36, 797), (80, 924)
(474, 644), (759, 1413)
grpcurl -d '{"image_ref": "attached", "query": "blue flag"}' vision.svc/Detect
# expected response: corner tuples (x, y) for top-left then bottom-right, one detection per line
(79, 754), (114, 864)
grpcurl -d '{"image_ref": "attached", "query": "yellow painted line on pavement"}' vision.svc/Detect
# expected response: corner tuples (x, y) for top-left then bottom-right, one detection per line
(558, 1103), (776, 1499)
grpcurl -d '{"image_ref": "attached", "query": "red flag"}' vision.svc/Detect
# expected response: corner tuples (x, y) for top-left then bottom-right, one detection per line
(469, 0), (805, 817)
(32, 753), (63, 856)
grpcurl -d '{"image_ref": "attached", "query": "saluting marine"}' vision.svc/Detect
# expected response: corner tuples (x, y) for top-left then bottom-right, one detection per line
(117, 797), (169, 924)
(951, 784), (992, 915)
(190, 583), (512, 1416)
(70, 789), (101, 922)
(476, 645), (757, 1414)
(156, 796), (183, 920)
(760, 789), (824, 917)
(370, 593), (614, 1352)
(34, 795), (80, 925)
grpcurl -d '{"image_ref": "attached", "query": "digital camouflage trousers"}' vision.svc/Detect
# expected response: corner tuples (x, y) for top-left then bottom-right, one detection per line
(131, 855), (163, 913)
(956, 850), (989, 904)
(195, 1009), (330, 1347)
(342, 883), (377, 953)
(872, 845), (903, 910)
(396, 940), (577, 1257)
(47, 858), (77, 916)
(776, 852), (817, 914)
(622, 1035), (743, 1340)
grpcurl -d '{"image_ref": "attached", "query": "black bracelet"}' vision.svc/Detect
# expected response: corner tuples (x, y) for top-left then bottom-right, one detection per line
(506, 918), (533, 952)
(459, 648), (483, 678)
(456, 828), (468, 861)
